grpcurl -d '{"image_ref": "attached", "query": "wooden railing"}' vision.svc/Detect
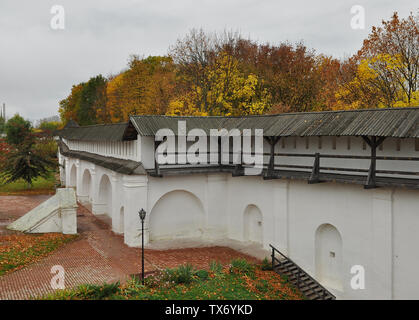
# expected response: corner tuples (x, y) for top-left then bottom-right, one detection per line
(270, 244), (335, 300)
(153, 149), (419, 188)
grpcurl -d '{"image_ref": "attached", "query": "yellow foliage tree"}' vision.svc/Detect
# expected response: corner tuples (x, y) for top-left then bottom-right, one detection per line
(335, 53), (419, 109)
(166, 52), (271, 116)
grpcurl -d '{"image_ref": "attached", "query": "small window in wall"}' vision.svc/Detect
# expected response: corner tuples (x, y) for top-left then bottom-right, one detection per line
(416, 139), (419, 151)
(332, 137), (336, 150)
(330, 251), (335, 258)
(293, 137), (297, 149)
(281, 138), (286, 148)
(379, 142), (383, 151)
(318, 137), (322, 149)
(362, 140), (366, 150)
(396, 139), (401, 151)
(305, 137), (309, 149)
(347, 137), (351, 150)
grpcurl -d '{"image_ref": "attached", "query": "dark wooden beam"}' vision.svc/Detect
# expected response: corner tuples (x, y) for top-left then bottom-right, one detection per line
(363, 136), (386, 189)
(308, 152), (322, 184)
(218, 138), (222, 167)
(232, 136), (244, 176)
(154, 140), (163, 177)
(264, 136), (280, 179)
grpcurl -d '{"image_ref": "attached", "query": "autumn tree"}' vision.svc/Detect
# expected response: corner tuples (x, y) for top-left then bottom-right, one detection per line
(77, 75), (107, 125)
(361, 12), (418, 106)
(336, 12), (419, 109)
(59, 76), (107, 125)
(169, 29), (271, 116)
(167, 51), (271, 116)
(59, 83), (84, 124)
(104, 56), (177, 122)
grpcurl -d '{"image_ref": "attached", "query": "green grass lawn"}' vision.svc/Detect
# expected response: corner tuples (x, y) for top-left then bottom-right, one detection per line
(42, 259), (304, 300)
(0, 171), (58, 195)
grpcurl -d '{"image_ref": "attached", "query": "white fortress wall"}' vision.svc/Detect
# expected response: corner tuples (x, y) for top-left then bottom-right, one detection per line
(59, 133), (419, 300)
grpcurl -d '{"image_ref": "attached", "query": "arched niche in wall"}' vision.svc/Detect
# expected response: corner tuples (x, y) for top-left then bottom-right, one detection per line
(243, 204), (263, 245)
(315, 223), (343, 291)
(149, 190), (205, 241)
(69, 164), (77, 188)
(81, 169), (92, 202)
(98, 174), (113, 218)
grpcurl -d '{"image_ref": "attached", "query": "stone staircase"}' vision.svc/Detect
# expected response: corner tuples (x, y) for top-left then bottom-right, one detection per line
(270, 244), (335, 300)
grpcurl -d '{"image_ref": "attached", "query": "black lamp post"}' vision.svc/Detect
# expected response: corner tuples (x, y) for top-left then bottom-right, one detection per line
(138, 208), (147, 285)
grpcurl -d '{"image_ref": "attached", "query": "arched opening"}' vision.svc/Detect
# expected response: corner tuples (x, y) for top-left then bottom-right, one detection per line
(149, 190), (205, 241)
(69, 164), (77, 188)
(81, 169), (92, 202)
(243, 205), (263, 245)
(315, 223), (343, 291)
(119, 206), (124, 234)
(98, 174), (112, 218)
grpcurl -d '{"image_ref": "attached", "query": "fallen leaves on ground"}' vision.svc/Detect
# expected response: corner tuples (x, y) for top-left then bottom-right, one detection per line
(0, 233), (78, 276)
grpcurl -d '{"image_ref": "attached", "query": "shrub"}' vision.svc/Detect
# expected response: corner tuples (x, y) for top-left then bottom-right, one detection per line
(209, 260), (223, 274)
(230, 258), (255, 277)
(80, 282), (120, 300)
(34, 139), (58, 160)
(45, 282), (121, 300)
(176, 264), (195, 284)
(261, 257), (273, 271)
(164, 264), (196, 284)
(195, 269), (209, 280)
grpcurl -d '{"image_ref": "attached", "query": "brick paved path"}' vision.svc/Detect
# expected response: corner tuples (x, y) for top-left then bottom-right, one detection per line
(0, 195), (259, 300)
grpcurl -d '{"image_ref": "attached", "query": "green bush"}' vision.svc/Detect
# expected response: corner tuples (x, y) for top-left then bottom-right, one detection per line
(230, 259), (255, 277)
(165, 264), (196, 284)
(45, 282), (120, 300)
(261, 257), (273, 271)
(176, 264), (195, 284)
(195, 269), (209, 280)
(209, 260), (223, 274)
(79, 282), (120, 299)
(34, 139), (58, 160)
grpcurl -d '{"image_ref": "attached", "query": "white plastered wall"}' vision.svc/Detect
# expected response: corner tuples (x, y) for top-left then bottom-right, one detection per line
(59, 135), (419, 300)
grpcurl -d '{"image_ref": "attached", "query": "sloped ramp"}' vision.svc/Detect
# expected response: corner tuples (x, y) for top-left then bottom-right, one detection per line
(7, 188), (78, 234)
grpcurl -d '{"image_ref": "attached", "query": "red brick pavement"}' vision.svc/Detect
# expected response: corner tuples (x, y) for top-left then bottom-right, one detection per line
(0, 196), (259, 300)
(0, 195), (51, 235)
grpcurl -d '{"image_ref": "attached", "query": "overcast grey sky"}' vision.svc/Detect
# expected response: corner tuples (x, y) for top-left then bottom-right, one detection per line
(0, 0), (416, 122)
